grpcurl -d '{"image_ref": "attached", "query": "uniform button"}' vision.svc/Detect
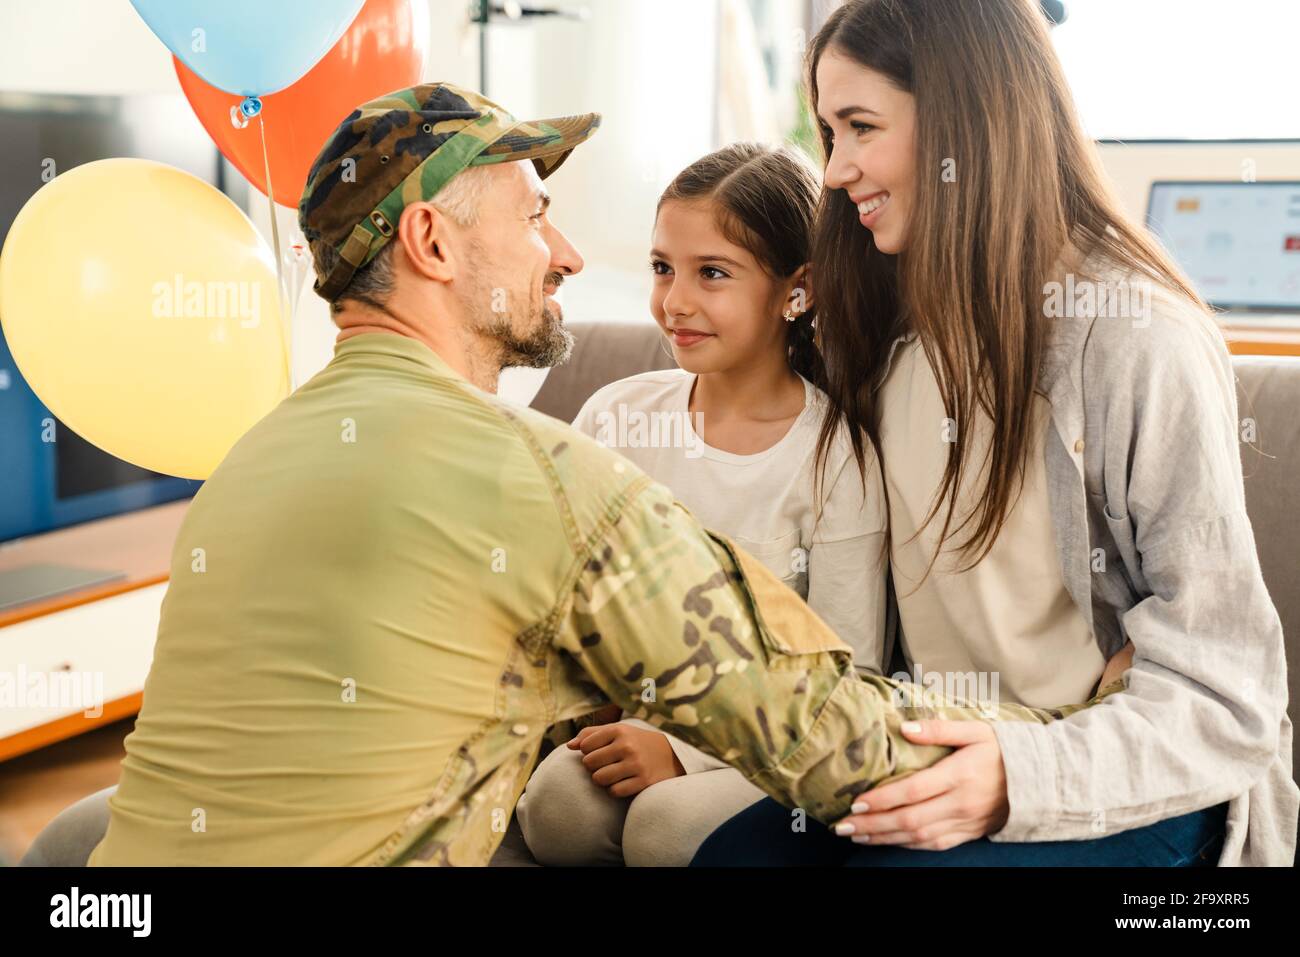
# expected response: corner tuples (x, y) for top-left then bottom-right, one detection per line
(510, 723), (529, 736)
(613, 461), (626, 474)
(1074, 438), (1085, 453)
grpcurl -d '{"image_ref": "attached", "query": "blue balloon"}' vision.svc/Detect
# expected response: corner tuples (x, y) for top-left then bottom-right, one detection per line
(130, 0), (366, 97)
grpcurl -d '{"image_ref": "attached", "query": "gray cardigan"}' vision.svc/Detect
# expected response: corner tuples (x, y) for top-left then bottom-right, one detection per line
(879, 274), (1297, 866)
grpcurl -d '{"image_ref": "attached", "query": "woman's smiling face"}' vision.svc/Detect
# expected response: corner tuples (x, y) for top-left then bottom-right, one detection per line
(815, 50), (917, 255)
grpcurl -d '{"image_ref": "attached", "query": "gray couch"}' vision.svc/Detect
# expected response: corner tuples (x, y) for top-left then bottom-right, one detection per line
(19, 321), (1299, 866)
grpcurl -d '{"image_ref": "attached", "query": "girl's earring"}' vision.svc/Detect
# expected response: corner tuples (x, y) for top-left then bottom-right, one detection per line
(785, 287), (804, 322)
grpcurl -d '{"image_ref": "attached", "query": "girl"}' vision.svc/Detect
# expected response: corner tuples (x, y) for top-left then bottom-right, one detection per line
(515, 142), (892, 866)
(692, 0), (1294, 867)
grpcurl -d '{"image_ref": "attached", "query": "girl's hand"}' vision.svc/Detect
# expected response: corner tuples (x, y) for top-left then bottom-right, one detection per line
(567, 722), (686, 798)
(832, 720), (1009, 851)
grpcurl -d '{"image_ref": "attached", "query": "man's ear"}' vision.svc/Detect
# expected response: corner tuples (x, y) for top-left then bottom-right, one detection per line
(397, 201), (456, 283)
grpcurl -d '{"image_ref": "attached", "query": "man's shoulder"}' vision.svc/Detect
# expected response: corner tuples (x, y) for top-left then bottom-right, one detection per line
(480, 394), (657, 539)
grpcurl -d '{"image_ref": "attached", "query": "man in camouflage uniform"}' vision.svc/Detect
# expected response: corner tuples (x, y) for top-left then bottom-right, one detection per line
(88, 83), (1120, 866)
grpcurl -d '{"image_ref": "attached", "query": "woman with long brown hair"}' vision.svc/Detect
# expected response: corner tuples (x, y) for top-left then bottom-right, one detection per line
(693, 0), (1295, 866)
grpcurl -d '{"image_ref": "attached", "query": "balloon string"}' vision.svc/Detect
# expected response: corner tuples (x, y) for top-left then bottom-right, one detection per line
(258, 112), (294, 394)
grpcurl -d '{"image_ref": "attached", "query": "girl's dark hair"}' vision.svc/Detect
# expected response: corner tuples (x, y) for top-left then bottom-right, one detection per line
(656, 142), (825, 390)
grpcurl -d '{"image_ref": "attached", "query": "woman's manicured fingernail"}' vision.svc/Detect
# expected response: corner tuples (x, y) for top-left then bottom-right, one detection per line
(851, 835), (872, 845)
(851, 801), (869, 814)
(901, 721), (922, 733)
(833, 821), (856, 836)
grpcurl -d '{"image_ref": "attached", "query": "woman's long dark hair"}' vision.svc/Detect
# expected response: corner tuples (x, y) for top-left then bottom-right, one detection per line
(806, 0), (1208, 577)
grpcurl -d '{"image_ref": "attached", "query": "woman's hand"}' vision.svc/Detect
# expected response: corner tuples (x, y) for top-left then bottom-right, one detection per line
(567, 722), (686, 798)
(832, 720), (1009, 851)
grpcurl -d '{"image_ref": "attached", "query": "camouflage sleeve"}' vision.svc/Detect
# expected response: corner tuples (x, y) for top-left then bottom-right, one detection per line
(555, 480), (1121, 825)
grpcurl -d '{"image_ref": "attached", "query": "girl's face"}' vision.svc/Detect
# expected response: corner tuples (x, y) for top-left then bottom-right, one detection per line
(815, 51), (917, 255)
(649, 199), (798, 374)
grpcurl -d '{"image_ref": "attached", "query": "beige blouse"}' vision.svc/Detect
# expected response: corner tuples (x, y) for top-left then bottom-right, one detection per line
(878, 333), (1105, 709)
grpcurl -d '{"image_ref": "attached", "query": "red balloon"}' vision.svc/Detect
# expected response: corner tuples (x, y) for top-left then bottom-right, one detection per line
(175, 0), (427, 208)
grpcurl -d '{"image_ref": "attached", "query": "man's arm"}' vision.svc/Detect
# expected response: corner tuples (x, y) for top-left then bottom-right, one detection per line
(553, 478), (1071, 824)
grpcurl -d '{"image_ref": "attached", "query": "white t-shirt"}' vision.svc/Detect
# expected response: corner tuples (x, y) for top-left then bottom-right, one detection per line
(572, 368), (888, 674)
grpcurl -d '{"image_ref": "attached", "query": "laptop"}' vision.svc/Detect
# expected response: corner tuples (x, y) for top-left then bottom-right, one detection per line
(1146, 180), (1300, 326)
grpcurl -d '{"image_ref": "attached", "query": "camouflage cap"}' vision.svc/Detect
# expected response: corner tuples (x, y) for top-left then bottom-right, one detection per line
(299, 82), (601, 301)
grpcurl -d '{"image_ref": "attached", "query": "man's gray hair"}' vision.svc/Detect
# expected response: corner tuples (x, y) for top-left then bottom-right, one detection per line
(312, 165), (495, 316)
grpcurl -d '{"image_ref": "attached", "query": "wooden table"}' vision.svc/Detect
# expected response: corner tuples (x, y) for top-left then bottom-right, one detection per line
(0, 501), (188, 761)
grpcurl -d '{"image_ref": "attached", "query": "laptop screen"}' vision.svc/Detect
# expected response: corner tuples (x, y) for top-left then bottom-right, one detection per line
(1146, 181), (1300, 312)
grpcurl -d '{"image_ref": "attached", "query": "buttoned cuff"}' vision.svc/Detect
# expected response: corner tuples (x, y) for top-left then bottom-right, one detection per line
(989, 720), (1063, 843)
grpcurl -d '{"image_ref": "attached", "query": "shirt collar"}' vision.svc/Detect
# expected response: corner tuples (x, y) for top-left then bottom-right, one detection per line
(877, 328), (919, 384)
(332, 332), (468, 384)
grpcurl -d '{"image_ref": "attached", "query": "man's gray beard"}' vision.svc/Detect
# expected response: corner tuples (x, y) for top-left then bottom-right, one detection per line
(479, 303), (574, 370)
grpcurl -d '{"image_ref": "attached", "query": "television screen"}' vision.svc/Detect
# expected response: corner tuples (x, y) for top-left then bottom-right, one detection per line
(1147, 180), (1300, 312)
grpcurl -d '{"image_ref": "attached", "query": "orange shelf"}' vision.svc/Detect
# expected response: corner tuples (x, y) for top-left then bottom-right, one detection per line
(0, 693), (143, 763)
(1220, 323), (1300, 357)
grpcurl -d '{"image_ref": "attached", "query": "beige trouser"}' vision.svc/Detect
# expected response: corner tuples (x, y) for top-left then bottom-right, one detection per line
(515, 719), (768, 867)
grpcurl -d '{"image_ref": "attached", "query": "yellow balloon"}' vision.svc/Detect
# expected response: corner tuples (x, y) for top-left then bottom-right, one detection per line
(0, 158), (288, 480)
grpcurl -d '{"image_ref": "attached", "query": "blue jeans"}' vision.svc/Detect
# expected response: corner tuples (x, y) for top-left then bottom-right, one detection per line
(690, 797), (1229, 866)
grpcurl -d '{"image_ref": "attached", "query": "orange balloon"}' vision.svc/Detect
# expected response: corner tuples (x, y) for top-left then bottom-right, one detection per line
(175, 0), (428, 208)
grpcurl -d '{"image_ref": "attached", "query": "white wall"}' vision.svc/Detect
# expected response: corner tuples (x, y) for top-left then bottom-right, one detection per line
(0, 0), (176, 95)
(1052, 0), (1300, 140)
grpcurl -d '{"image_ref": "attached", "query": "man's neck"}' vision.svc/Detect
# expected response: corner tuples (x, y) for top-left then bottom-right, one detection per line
(333, 306), (502, 393)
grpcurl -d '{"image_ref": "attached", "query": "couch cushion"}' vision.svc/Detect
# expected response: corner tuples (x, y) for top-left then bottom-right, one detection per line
(1234, 355), (1300, 778)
